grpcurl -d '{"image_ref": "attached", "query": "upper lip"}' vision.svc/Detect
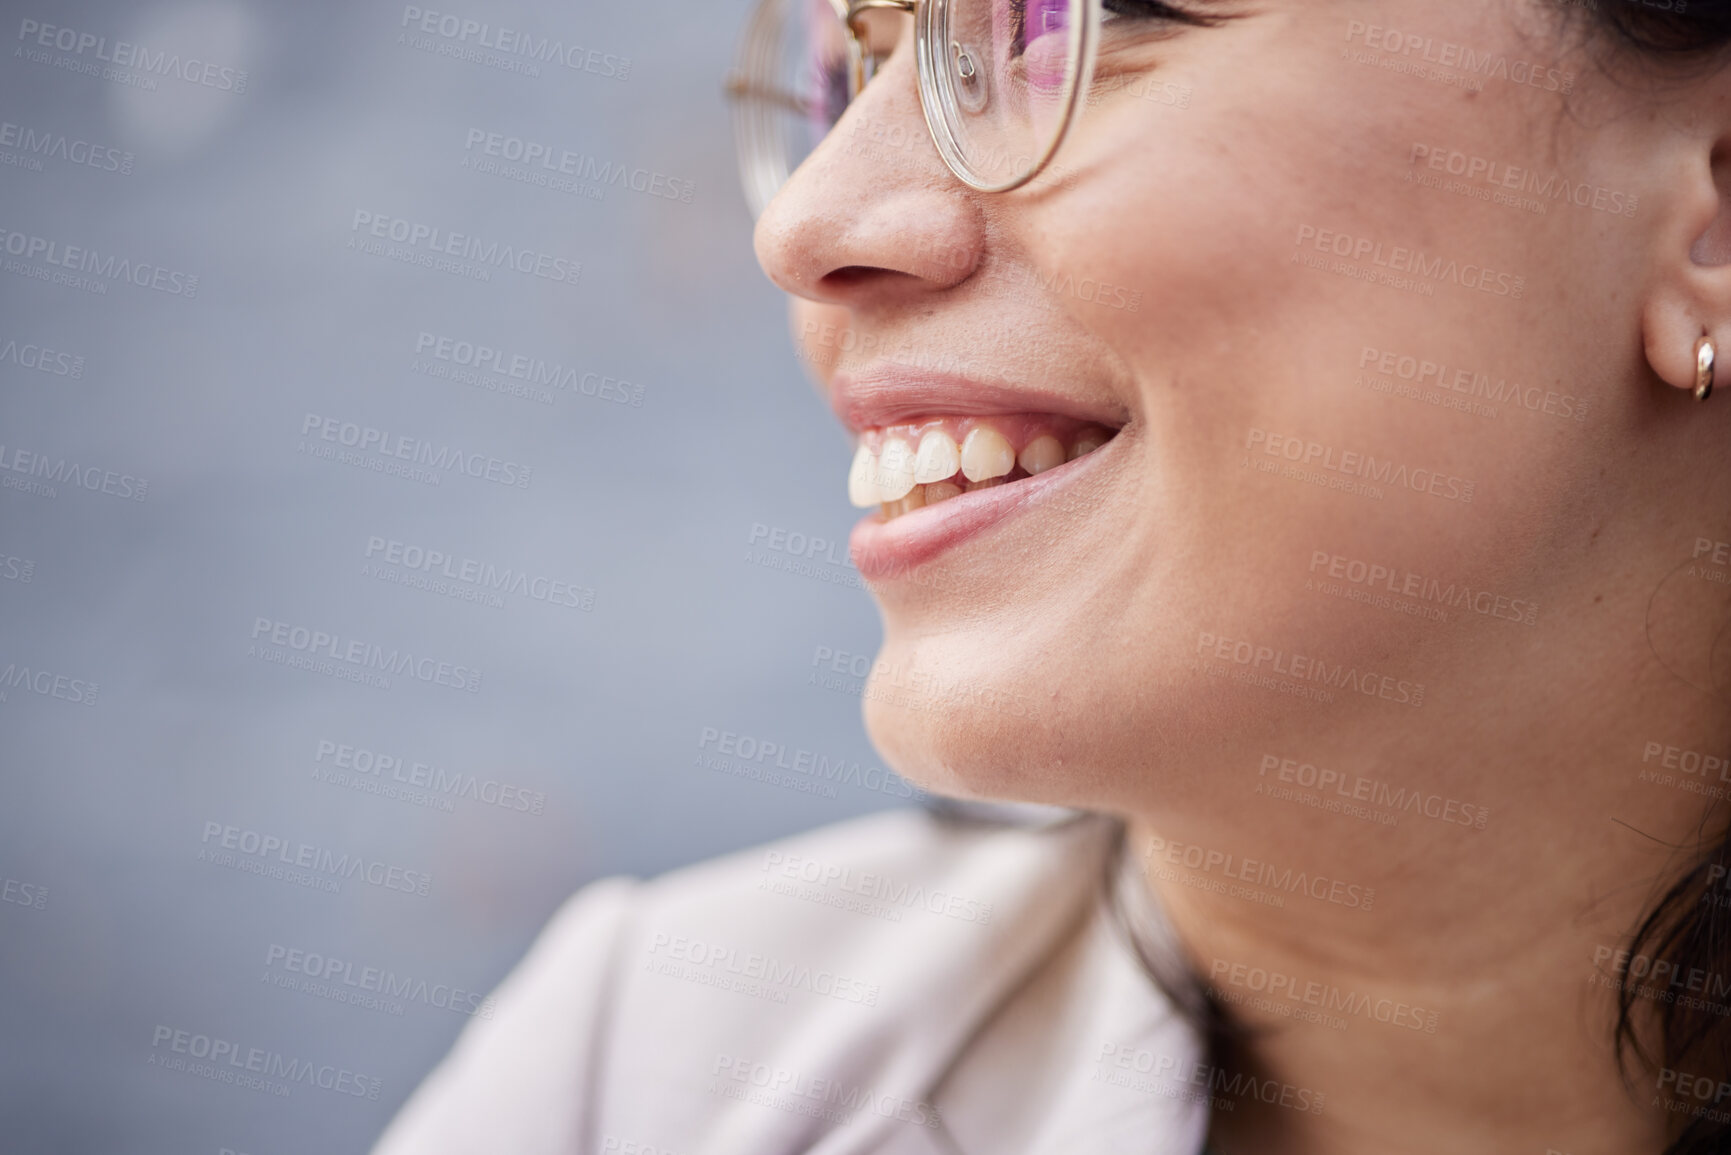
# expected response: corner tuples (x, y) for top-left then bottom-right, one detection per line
(829, 364), (1131, 435)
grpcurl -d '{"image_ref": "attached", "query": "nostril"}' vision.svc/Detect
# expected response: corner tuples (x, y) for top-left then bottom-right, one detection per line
(820, 266), (918, 291)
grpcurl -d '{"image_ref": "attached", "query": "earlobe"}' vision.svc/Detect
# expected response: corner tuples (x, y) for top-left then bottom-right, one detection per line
(1644, 146), (1731, 397)
(1643, 292), (1719, 397)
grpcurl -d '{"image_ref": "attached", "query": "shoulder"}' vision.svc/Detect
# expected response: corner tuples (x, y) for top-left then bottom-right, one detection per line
(373, 806), (1116, 1155)
(369, 872), (638, 1155)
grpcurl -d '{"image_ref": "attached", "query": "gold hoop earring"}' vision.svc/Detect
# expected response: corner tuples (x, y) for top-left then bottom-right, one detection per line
(1698, 336), (1717, 403)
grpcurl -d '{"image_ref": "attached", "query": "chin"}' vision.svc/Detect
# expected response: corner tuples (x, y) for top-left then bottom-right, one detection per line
(859, 635), (1107, 810)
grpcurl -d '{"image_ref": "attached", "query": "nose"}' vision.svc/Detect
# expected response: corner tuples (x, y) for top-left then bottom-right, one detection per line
(752, 18), (988, 309)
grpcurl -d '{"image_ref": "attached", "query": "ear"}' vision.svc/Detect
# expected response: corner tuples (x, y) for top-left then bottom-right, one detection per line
(1644, 143), (1731, 396)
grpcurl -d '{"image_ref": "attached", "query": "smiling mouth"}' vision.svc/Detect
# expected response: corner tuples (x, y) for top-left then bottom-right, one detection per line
(848, 415), (1120, 520)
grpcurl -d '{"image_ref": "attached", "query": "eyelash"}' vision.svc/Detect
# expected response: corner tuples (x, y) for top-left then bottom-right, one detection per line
(815, 0), (1204, 120)
(1011, 0), (1207, 56)
(1102, 0), (1210, 21)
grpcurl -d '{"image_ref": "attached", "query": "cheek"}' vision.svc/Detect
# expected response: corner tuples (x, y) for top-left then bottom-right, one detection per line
(1033, 43), (1596, 562)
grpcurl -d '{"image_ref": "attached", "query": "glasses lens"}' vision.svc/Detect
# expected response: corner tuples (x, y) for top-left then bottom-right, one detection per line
(729, 0), (854, 218)
(920, 0), (1088, 190)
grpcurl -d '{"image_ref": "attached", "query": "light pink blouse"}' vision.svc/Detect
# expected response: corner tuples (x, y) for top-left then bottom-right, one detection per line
(371, 809), (1211, 1155)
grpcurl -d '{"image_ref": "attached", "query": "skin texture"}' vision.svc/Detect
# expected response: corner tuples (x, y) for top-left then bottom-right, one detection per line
(752, 1), (1731, 1151)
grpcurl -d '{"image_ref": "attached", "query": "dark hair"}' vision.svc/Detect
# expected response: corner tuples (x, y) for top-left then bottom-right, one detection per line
(1573, 0), (1731, 58)
(1614, 828), (1731, 1155)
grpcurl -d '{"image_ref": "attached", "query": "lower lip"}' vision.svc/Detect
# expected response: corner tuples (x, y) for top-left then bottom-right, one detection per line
(848, 436), (1116, 582)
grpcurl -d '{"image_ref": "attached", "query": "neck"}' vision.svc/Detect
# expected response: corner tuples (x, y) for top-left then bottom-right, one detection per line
(1124, 682), (1730, 1154)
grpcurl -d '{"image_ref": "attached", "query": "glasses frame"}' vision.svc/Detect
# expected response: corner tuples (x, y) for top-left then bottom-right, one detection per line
(726, 0), (1101, 217)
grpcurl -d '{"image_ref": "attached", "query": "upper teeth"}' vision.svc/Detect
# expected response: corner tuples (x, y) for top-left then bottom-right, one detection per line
(913, 430), (960, 484)
(877, 437), (918, 501)
(847, 419), (1114, 512)
(959, 427), (1015, 483)
(848, 444), (881, 508)
(1019, 435), (1065, 476)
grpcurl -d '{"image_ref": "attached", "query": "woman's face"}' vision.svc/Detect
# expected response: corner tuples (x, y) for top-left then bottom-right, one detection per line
(754, 0), (1700, 821)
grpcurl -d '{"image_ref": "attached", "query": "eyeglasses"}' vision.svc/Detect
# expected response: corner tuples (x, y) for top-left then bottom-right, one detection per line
(726, 0), (1101, 219)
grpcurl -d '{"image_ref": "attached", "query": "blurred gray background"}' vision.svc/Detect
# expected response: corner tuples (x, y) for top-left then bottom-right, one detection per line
(0, 1), (904, 1150)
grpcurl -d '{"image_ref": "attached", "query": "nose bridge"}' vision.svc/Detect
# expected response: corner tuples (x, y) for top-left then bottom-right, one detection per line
(847, 6), (930, 160)
(852, 0), (922, 97)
